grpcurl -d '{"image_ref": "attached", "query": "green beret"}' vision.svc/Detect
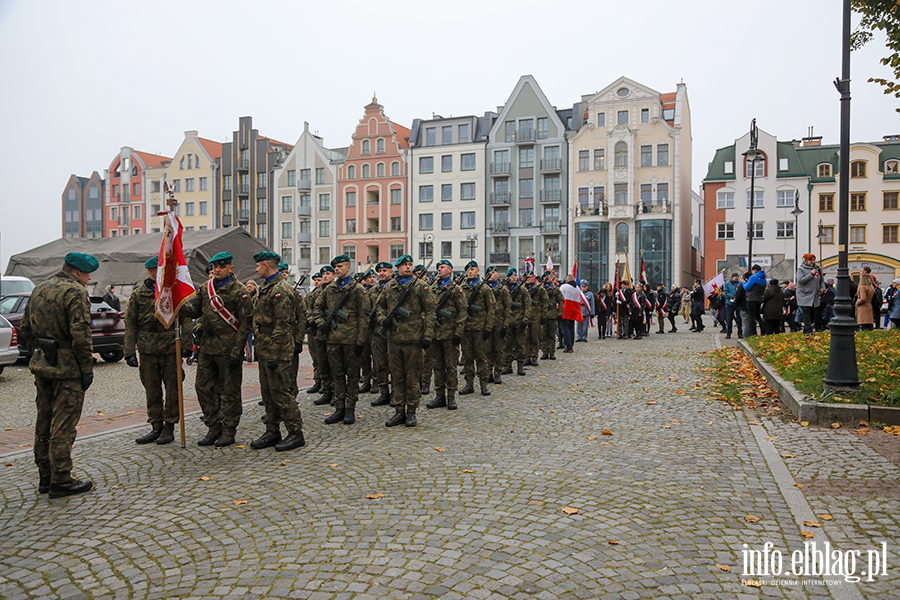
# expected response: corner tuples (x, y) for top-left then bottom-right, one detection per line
(464, 260), (478, 271)
(436, 259), (453, 269)
(64, 252), (99, 273)
(320, 265), (335, 273)
(312, 272), (322, 279)
(252, 251), (280, 263)
(524, 270), (535, 277)
(413, 264), (425, 273)
(144, 256), (159, 270)
(543, 270), (553, 277)
(376, 261), (393, 271)
(506, 267), (517, 277)
(394, 254), (413, 266)
(209, 251), (233, 265)
(485, 266), (496, 274)
(363, 269), (374, 277)
(278, 262), (289, 272)
(331, 254), (351, 266)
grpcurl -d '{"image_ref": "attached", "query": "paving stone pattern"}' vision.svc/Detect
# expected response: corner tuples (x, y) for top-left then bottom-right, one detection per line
(0, 328), (896, 599)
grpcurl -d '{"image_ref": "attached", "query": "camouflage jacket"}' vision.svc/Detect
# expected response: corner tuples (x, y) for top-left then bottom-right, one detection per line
(304, 285), (322, 341)
(507, 282), (533, 327)
(525, 283), (548, 323)
(366, 280), (390, 332)
(376, 276), (435, 344)
(545, 284), (564, 320)
(124, 279), (192, 356)
(488, 281), (512, 330)
(21, 270), (93, 379)
(292, 292), (307, 344)
(253, 275), (296, 362)
(181, 275), (252, 358)
(311, 276), (369, 346)
(431, 277), (466, 340)
(462, 277), (495, 332)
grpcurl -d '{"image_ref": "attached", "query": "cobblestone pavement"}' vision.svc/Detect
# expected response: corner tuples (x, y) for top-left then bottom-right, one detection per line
(0, 324), (897, 600)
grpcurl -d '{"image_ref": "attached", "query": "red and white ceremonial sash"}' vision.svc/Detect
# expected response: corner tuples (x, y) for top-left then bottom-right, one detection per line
(617, 290), (627, 304)
(207, 278), (240, 331)
(599, 297), (608, 311)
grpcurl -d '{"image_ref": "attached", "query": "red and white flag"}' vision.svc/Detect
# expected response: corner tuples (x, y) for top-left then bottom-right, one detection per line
(155, 211), (196, 328)
(702, 271), (725, 298)
(524, 255), (535, 273)
(560, 283), (584, 323)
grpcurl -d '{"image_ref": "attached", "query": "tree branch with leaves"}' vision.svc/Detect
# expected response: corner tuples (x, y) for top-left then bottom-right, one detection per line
(852, 0), (900, 112)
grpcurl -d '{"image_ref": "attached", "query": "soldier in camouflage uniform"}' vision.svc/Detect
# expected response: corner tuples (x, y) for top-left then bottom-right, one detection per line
(304, 272), (324, 394)
(278, 262), (306, 401)
(541, 271), (563, 360)
(309, 267), (336, 405)
(368, 262), (393, 406)
(375, 254), (435, 427)
(459, 261), (495, 397)
(425, 260), (465, 410)
(21, 252), (97, 498)
(181, 251), (252, 447)
(502, 268), (532, 376)
(249, 252), (306, 451)
(311, 255), (369, 425)
(126, 256), (192, 446)
(358, 270), (376, 394)
(486, 267), (511, 384)
(524, 271), (548, 366)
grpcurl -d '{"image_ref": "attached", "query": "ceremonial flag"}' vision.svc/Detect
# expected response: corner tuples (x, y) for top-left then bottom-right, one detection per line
(560, 282), (584, 323)
(640, 253), (648, 285)
(155, 210), (196, 328)
(702, 271), (725, 298)
(572, 261), (594, 325)
(623, 254), (632, 286)
(524, 255), (535, 273)
(614, 260), (620, 290)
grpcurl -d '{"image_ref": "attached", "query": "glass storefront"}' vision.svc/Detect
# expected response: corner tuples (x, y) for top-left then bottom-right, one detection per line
(636, 219), (672, 289)
(575, 222), (608, 292)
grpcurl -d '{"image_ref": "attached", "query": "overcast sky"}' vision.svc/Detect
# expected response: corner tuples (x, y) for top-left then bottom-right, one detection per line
(1, 0), (896, 272)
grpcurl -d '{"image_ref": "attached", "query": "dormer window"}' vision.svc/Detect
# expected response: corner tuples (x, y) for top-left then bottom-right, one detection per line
(886, 160), (899, 174)
(851, 160), (867, 178)
(724, 161), (734, 174)
(818, 163), (832, 177)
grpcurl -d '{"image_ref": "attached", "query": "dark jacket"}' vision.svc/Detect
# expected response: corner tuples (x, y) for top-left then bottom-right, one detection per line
(762, 285), (785, 321)
(690, 287), (705, 316)
(734, 281), (747, 310)
(667, 291), (681, 315)
(744, 270), (767, 303)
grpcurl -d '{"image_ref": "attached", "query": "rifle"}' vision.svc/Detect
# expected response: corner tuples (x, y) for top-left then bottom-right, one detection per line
(465, 267), (491, 316)
(434, 272), (467, 326)
(377, 257), (434, 338)
(293, 275), (307, 293)
(316, 263), (373, 341)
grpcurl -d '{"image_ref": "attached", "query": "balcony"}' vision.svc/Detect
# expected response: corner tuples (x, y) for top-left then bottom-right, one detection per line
(297, 257), (311, 270)
(490, 162), (511, 176)
(238, 184), (250, 195)
(238, 210), (250, 221)
(489, 192), (510, 205)
(515, 128), (536, 144)
(540, 189), (562, 203)
(540, 158), (562, 172)
(237, 159), (249, 171)
(540, 219), (561, 232)
(638, 201), (671, 214)
(298, 178), (311, 191)
(297, 205), (311, 218)
(297, 231), (312, 244)
(516, 220), (535, 228)
(576, 203), (609, 217)
(489, 252), (510, 264)
(488, 221), (510, 235)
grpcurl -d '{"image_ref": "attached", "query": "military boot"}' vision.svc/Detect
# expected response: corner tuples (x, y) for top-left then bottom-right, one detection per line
(214, 433), (235, 447)
(501, 365), (513, 375)
(405, 406), (418, 427)
(480, 382), (491, 396)
(250, 430), (282, 449)
(426, 394), (447, 409)
(48, 478), (93, 499)
(447, 393), (458, 410)
(420, 385), (430, 396)
(197, 426), (222, 447)
(38, 474), (50, 494)
(155, 423), (175, 445)
(459, 382), (475, 395)
(135, 424), (163, 445)
(313, 391), (333, 406)
(324, 409), (345, 425)
(371, 387), (391, 406)
(358, 380), (371, 394)
(540, 352), (550, 360)
(275, 431), (305, 452)
(517, 360), (527, 376)
(385, 407), (406, 427)
(369, 385), (379, 394)
(493, 371), (502, 385)
(306, 381), (321, 394)
(549, 352), (556, 360)
(342, 408), (356, 425)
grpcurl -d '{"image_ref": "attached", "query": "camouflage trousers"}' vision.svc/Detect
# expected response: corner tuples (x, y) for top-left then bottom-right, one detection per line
(420, 346), (432, 390)
(289, 351), (299, 399)
(326, 343), (360, 411)
(259, 356), (303, 434)
(372, 333), (390, 389)
(461, 330), (490, 385)
(308, 336), (332, 392)
(195, 353), (243, 435)
(388, 341), (423, 409)
(504, 322), (526, 367)
(427, 338), (459, 397)
(359, 333), (372, 386)
(488, 327), (506, 377)
(33, 376), (84, 483)
(139, 352), (180, 426)
(540, 319), (558, 353)
(524, 321), (541, 362)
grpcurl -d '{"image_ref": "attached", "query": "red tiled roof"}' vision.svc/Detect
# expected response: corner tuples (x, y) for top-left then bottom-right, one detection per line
(134, 151), (172, 168)
(391, 122), (411, 148)
(198, 137), (223, 159)
(661, 92), (677, 107)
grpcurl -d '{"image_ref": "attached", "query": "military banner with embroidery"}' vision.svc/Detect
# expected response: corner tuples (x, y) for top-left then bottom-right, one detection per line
(154, 211), (196, 328)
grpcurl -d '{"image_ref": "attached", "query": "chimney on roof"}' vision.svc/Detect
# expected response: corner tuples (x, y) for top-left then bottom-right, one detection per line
(802, 136), (822, 147)
(884, 134), (900, 142)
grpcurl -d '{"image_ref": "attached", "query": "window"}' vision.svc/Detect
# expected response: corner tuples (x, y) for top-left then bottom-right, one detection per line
(503, 121), (517, 142)
(441, 213), (452, 230)
(615, 142), (627, 167)
(724, 161), (734, 174)
(199, 177), (207, 191)
(184, 178), (193, 192)
(179, 156), (184, 170)
(615, 223), (628, 253)
(172, 180), (180, 193)
(776, 190), (795, 208)
(110, 207), (118, 221)
(282, 196), (293, 212)
(342, 245), (356, 266)
(258, 172), (267, 189)
(419, 213), (433, 231)
(346, 191), (357, 207)
(776, 221), (794, 239)
(851, 161), (867, 178)
(200, 201), (207, 215)
(818, 163), (832, 178)
(315, 168), (325, 184)
(441, 155), (452, 172)
(426, 128), (436, 146)
(133, 205), (142, 220)
(390, 189), (401, 204)
(884, 192), (899, 209)
(419, 185), (433, 202)
(461, 183), (476, 200)
(519, 208), (534, 227)
(287, 170), (296, 186)
(519, 179), (533, 199)
(257, 198), (266, 214)
(458, 124), (469, 143)
(537, 117), (548, 140)
(185, 202), (195, 216)
(887, 160), (899, 174)
(596, 112), (606, 127)
(376, 138), (385, 153)
(641, 108), (649, 123)
(187, 154), (194, 169)
(657, 183), (669, 206)
(223, 200), (232, 216)
(441, 241), (452, 258)
(460, 240), (475, 258)
(851, 192), (866, 211)
(519, 147), (534, 168)
(442, 126), (452, 145)
(746, 190), (764, 208)
(387, 244), (403, 261)
(377, 163), (385, 177)
(224, 175), (232, 191)
(133, 182), (140, 196)
(717, 223), (734, 240)
(318, 220), (331, 237)
(347, 165), (356, 179)
(614, 184), (627, 205)
(640, 184), (652, 207)
(460, 153), (476, 171)
(282, 222), (292, 239)
(391, 216), (401, 231)
(418, 242), (433, 260)
(746, 222), (764, 239)
(822, 225), (834, 244)
(657, 144), (669, 167)
(717, 191), (734, 209)
(318, 247), (331, 263)
(346, 219), (357, 233)
(579, 150), (590, 171)
(441, 184), (452, 202)
(391, 162), (400, 176)
(640, 145), (652, 167)
(132, 228), (141, 235)
(594, 186), (605, 204)
(594, 149), (606, 171)
(884, 225), (899, 243)
(319, 193), (331, 211)
(850, 225), (866, 244)
(617, 110), (628, 125)
(461, 211), (475, 229)
(362, 140), (370, 154)
(240, 149), (249, 168)
(819, 194), (834, 212)
(151, 180), (160, 193)
(779, 158), (789, 171)
(419, 157), (433, 174)
(240, 173), (249, 193)
(578, 188), (589, 207)
(360, 164), (369, 178)
(257, 223), (266, 242)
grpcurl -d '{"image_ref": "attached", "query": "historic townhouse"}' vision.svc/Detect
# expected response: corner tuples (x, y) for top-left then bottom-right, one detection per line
(485, 75), (579, 275)
(61, 172), (104, 239)
(159, 130), (222, 233)
(569, 77), (692, 290)
(272, 122), (347, 286)
(408, 113), (493, 270)
(337, 97), (410, 269)
(104, 148), (172, 238)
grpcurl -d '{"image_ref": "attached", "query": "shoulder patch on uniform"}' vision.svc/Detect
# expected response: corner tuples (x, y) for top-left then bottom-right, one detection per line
(242, 294), (249, 299)
(423, 287), (429, 291)
(275, 293), (282, 298)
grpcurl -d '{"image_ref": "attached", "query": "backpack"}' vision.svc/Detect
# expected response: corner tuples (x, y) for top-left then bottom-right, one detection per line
(873, 286), (883, 308)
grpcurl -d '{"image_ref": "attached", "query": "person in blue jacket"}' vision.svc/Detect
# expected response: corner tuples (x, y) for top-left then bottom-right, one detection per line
(742, 265), (767, 336)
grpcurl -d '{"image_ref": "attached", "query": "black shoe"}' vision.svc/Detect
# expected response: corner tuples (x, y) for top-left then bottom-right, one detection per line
(420, 387), (430, 396)
(725, 334), (731, 339)
(313, 392), (333, 406)
(258, 399), (264, 406)
(371, 393), (391, 407)
(342, 409), (356, 425)
(447, 395), (457, 410)
(548, 354), (556, 360)
(49, 479), (93, 499)
(38, 475), (50, 494)
(135, 424), (163, 445)
(306, 381), (321, 394)
(540, 353), (549, 360)
(493, 373), (502, 385)
(197, 427), (222, 446)
(557, 343), (564, 349)
(669, 329), (677, 333)
(370, 386), (379, 394)
(459, 383), (475, 395)
(656, 330), (665, 334)
(501, 366), (513, 375)
(517, 361), (526, 376)
(385, 409), (406, 427)
(250, 430), (282, 449)
(155, 423), (175, 445)
(426, 396), (447, 409)
(275, 432), (305, 451)
(480, 383), (491, 396)
(359, 381), (371, 394)
(324, 409), (345, 425)
(214, 434), (235, 447)
(405, 407), (417, 427)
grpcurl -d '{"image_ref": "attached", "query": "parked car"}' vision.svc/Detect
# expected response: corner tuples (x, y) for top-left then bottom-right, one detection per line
(0, 292), (30, 357)
(0, 314), (19, 376)
(0, 275), (34, 296)
(89, 296), (125, 363)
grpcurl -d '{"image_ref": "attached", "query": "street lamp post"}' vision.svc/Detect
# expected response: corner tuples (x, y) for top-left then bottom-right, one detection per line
(817, 220), (825, 263)
(824, 0), (860, 391)
(743, 119), (762, 269)
(791, 190), (804, 276)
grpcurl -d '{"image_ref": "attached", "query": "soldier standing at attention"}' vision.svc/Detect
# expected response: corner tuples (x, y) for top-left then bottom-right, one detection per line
(369, 262), (394, 407)
(524, 271), (548, 366)
(376, 254), (435, 427)
(541, 272), (563, 360)
(249, 252), (306, 451)
(309, 266), (336, 406)
(21, 252), (97, 498)
(182, 252), (252, 447)
(502, 268), (532, 376)
(459, 261), (495, 397)
(486, 267), (511, 385)
(304, 272), (324, 394)
(311, 255), (369, 425)
(126, 256), (191, 446)
(359, 269), (376, 394)
(425, 259), (465, 410)
(278, 262), (306, 401)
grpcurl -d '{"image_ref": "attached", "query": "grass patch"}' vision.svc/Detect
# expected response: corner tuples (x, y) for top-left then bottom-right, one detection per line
(746, 330), (900, 407)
